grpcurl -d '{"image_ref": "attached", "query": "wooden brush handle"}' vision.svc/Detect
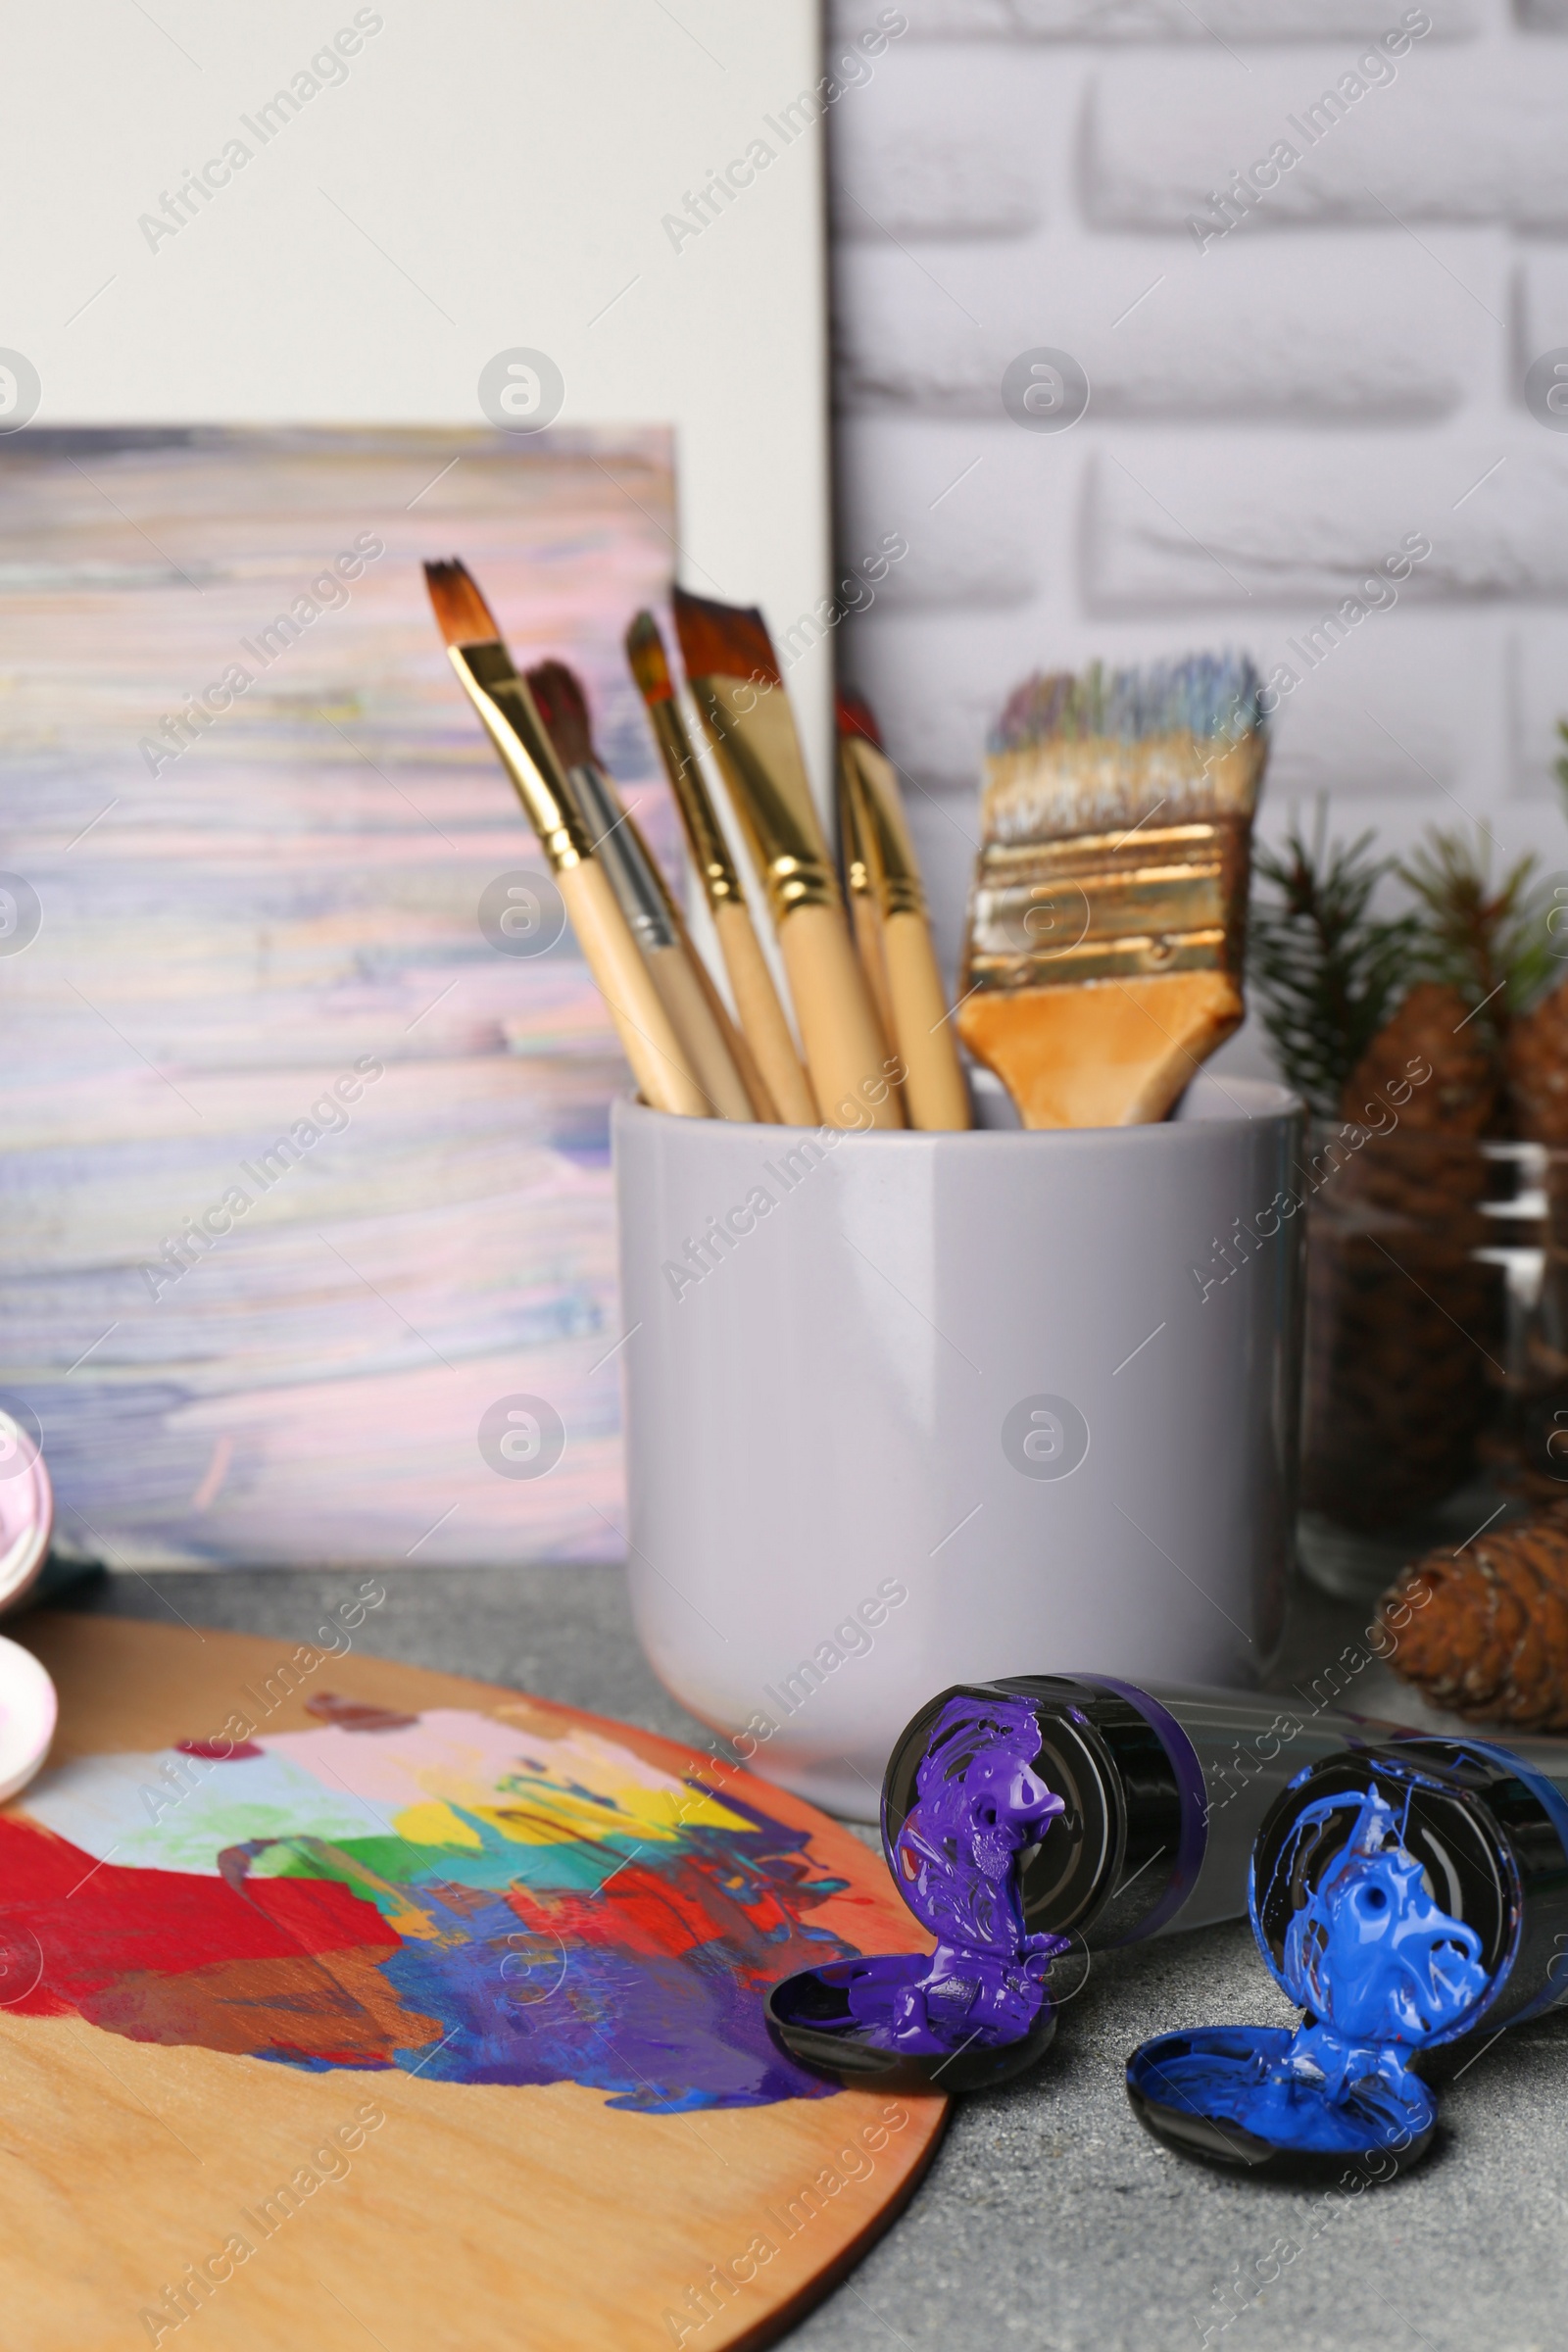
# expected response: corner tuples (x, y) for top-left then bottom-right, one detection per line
(881, 911), (972, 1132)
(646, 944), (755, 1122)
(678, 921), (780, 1122)
(712, 900), (817, 1126)
(957, 970), (1243, 1129)
(850, 893), (900, 1073)
(556, 859), (709, 1118)
(778, 903), (905, 1131)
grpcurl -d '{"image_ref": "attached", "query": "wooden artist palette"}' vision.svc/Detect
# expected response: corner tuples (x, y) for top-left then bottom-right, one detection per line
(0, 1615), (945, 2351)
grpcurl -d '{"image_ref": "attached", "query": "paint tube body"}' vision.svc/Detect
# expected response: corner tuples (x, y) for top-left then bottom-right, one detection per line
(881, 1676), (1384, 1951)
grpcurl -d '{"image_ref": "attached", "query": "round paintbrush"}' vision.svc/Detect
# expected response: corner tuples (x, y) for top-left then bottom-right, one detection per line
(525, 659), (760, 1124)
(421, 561), (708, 1119)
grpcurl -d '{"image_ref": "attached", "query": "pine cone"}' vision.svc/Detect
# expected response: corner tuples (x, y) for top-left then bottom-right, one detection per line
(1377, 1502), (1568, 1731)
(1507, 976), (1568, 1143)
(1340, 981), (1494, 1135)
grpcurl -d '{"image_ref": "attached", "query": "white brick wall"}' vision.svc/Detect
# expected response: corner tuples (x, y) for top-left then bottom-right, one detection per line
(828, 0), (1568, 1062)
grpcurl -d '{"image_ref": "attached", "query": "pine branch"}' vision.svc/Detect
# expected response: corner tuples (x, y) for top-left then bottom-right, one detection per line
(1396, 823), (1551, 1048)
(1249, 818), (1421, 1116)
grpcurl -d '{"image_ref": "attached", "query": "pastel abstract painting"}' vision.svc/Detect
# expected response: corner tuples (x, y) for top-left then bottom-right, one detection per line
(6, 1700), (855, 2111)
(0, 426), (679, 1564)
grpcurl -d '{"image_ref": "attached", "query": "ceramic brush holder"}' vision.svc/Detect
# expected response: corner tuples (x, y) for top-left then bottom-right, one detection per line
(612, 1072), (1306, 1820)
(1127, 1733), (1568, 2177)
(764, 1674), (1376, 2094)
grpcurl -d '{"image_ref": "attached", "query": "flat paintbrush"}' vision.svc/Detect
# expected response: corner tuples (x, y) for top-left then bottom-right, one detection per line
(959, 654), (1268, 1128)
(625, 611), (817, 1127)
(524, 660), (761, 1124)
(672, 589), (903, 1133)
(838, 691), (971, 1132)
(422, 562), (708, 1119)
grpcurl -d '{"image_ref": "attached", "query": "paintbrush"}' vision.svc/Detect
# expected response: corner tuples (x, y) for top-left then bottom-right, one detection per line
(837, 692), (971, 1132)
(959, 655), (1268, 1128)
(625, 612), (817, 1127)
(672, 589), (904, 1133)
(835, 711), (900, 1086)
(422, 561), (708, 1119)
(524, 660), (762, 1123)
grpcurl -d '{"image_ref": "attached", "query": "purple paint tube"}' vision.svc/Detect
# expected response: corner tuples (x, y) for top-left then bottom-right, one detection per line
(766, 1675), (1377, 2093)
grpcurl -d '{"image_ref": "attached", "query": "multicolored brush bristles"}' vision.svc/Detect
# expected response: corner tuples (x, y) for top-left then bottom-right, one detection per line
(990, 653), (1266, 755)
(983, 652), (1269, 849)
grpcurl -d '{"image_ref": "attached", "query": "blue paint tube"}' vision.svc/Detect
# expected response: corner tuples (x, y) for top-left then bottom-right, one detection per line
(1127, 1732), (1568, 2177)
(765, 1675), (1377, 2094)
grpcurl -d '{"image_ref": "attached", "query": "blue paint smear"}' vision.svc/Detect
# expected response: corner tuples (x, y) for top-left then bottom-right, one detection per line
(238, 1787), (856, 2111)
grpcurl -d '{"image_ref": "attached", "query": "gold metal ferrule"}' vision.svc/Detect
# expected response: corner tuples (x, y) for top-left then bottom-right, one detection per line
(447, 644), (593, 872)
(837, 757), (874, 904)
(841, 735), (927, 922)
(689, 674), (840, 922)
(646, 699), (744, 910)
(961, 818), (1250, 995)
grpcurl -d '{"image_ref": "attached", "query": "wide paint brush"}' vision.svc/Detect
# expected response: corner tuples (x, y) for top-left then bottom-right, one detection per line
(837, 691), (971, 1132)
(958, 655), (1268, 1129)
(524, 660), (761, 1124)
(672, 589), (903, 1133)
(625, 611), (817, 1127)
(422, 561), (707, 1118)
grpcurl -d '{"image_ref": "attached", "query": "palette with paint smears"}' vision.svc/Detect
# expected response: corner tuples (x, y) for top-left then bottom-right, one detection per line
(0, 1617), (943, 2352)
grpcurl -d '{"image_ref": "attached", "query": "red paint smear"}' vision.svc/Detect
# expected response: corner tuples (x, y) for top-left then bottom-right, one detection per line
(0, 1815), (398, 2020)
(304, 1691), (417, 1732)
(505, 1856), (843, 1985)
(175, 1739), (263, 1760)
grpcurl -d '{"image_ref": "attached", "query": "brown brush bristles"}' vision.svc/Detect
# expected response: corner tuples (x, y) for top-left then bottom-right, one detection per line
(672, 586), (780, 689)
(625, 611), (673, 705)
(524, 661), (596, 770)
(422, 558), (503, 648)
(836, 689), (883, 750)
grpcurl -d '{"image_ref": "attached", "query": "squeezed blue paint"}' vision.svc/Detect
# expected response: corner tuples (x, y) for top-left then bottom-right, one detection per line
(1134, 1785), (1491, 2159)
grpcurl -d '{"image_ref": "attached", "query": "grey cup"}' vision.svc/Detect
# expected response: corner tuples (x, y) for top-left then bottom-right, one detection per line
(612, 1073), (1305, 1820)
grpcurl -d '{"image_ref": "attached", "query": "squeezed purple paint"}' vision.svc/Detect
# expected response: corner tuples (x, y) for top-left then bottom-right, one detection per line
(873, 1693), (1069, 2051)
(769, 1694), (1071, 2070)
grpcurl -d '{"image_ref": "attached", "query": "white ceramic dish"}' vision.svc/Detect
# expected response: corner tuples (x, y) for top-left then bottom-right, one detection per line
(0, 1409), (52, 1615)
(0, 1633), (57, 1804)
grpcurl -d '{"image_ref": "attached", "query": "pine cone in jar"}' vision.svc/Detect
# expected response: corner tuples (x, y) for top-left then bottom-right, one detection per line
(1339, 980), (1494, 1136)
(1506, 975), (1568, 1144)
(1303, 985), (1500, 1531)
(1376, 1503), (1568, 1731)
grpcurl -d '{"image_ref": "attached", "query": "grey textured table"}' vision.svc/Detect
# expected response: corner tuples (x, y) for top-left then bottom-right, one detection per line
(52, 1561), (1568, 2352)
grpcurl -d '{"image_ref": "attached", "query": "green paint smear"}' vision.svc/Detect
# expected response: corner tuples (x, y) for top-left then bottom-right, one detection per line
(250, 1811), (621, 1901)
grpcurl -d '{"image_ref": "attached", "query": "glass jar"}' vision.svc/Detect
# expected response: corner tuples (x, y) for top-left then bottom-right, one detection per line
(1514, 1146), (1568, 1498)
(1296, 1125), (1544, 1604)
